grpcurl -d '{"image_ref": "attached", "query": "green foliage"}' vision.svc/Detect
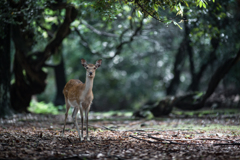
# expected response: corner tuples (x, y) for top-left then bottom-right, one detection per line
(197, 0), (208, 8)
(193, 92), (204, 100)
(3, 0), (239, 114)
(25, 0), (240, 112)
(28, 100), (60, 115)
(116, 0), (216, 29)
(59, 9), (183, 111)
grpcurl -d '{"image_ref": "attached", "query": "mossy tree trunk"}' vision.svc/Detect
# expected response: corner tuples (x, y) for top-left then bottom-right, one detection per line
(9, 1), (77, 113)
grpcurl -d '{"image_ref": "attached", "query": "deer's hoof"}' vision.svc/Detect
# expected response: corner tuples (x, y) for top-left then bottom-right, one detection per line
(86, 137), (90, 141)
(80, 137), (84, 141)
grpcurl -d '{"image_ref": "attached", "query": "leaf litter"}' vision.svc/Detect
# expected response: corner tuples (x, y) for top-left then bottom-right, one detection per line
(0, 113), (240, 159)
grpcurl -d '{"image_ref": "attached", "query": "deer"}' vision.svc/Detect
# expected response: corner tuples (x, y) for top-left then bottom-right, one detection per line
(62, 58), (102, 141)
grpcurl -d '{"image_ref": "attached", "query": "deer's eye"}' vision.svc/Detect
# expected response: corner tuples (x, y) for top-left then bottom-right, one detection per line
(86, 67), (88, 69)
(94, 67), (96, 70)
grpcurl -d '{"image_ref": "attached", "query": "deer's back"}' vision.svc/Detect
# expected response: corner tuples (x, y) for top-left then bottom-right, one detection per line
(63, 79), (83, 99)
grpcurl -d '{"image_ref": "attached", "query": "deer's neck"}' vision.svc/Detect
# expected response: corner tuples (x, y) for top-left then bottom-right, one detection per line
(84, 76), (94, 95)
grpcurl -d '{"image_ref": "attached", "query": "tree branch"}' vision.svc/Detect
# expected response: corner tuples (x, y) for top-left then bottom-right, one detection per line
(81, 20), (118, 38)
(75, 18), (144, 59)
(36, 22), (54, 38)
(135, 2), (164, 22)
(106, 17), (144, 59)
(175, 48), (240, 110)
(74, 27), (102, 56)
(36, 5), (78, 70)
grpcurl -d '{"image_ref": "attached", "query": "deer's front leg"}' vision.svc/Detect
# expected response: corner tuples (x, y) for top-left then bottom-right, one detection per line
(79, 103), (84, 141)
(62, 98), (70, 137)
(72, 107), (82, 141)
(85, 107), (90, 141)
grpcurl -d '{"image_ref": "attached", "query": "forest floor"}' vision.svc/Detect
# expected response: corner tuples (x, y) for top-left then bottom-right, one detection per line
(1, 109), (240, 160)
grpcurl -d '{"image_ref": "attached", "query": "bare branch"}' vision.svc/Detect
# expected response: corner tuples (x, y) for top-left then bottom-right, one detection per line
(74, 27), (102, 56)
(129, 135), (185, 145)
(75, 18), (144, 59)
(43, 64), (58, 68)
(106, 17), (144, 59)
(81, 20), (118, 38)
(213, 143), (240, 146)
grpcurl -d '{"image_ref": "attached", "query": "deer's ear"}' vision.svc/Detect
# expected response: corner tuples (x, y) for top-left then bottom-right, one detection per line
(95, 59), (102, 68)
(81, 59), (87, 67)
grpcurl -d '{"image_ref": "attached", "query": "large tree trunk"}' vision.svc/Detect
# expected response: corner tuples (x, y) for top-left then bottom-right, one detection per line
(166, 39), (186, 95)
(9, 1), (77, 112)
(0, 21), (14, 117)
(201, 49), (240, 103)
(10, 21), (48, 112)
(184, 18), (197, 91)
(53, 54), (66, 106)
(10, 51), (47, 112)
(187, 37), (219, 92)
(166, 13), (190, 95)
(175, 48), (240, 110)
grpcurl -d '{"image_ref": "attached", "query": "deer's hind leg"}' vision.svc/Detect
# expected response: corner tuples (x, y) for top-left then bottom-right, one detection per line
(72, 106), (84, 141)
(62, 98), (70, 137)
(79, 102), (84, 141)
(85, 104), (91, 141)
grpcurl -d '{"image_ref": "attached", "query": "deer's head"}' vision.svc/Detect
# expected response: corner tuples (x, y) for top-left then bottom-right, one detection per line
(81, 59), (102, 78)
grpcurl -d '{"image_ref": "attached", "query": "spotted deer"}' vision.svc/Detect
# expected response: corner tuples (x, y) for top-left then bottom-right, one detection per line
(62, 58), (102, 141)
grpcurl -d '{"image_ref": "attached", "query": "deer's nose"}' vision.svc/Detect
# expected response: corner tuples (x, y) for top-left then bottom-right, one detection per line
(89, 72), (93, 75)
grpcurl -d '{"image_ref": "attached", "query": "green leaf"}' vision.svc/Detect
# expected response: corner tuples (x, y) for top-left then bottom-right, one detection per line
(203, 3), (206, 8)
(173, 21), (182, 29)
(136, 10), (142, 17)
(154, 4), (158, 12)
(164, 20), (172, 25)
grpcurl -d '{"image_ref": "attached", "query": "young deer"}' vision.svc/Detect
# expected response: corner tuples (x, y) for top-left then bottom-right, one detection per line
(62, 58), (102, 141)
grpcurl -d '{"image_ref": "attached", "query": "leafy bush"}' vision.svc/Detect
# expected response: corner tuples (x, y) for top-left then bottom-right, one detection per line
(28, 100), (60, 115)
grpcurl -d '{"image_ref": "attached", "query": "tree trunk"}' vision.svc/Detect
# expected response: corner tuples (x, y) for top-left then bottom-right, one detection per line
(11, 25), (47, 112)
(187, 37), (219, 91)
(167, 13), (190, 95)
(201, 48), (240, 103)
(184, 19), (197, 91)
(166, 39), (186, 95)
(0, 21), (14, 117)
(9, 2), (77, 112)
(53, 54), (66, 106)
(175, 48), (240, 110)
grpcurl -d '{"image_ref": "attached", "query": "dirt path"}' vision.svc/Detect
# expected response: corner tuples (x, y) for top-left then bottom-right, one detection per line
(1, 113), (240, 159)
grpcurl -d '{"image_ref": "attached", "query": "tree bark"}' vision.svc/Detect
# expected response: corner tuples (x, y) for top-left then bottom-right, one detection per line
(53, 54), (66, 106)
(166, 40), (186, 95)
(201, 48), (240, 103)
(187, 37), (219, 91)
(184, 19), (197, 91)
(166, 13), (189, 95)
(0, 21), (14, 117)
(175, 48), (240, 110)
(9, 1), (77, 112)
